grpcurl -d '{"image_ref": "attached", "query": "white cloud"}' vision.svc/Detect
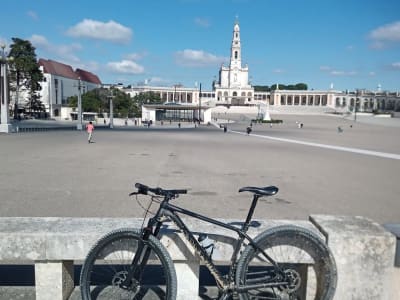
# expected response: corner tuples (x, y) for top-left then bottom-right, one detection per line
(27, 11), (38, 21)
(319, 66), (331, 71)
(368, 21), (400, 48)
(124, 52), (147, 61)
(148, 77), (169, 84)
(66, 19), (132, 44)
(320, 65), (357, 76)
(107, 60), (144, 74)
(390, 62), (400, 70)
(30, 34), (82, 62)
(175, 49), (226, 67)
(273, 69), (285, 73)
(194, 17), (210, 28)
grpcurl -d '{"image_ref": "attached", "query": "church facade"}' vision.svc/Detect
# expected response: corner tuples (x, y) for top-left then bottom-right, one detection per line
(213, 20), (254, 105)
(126, 20), (400, 115)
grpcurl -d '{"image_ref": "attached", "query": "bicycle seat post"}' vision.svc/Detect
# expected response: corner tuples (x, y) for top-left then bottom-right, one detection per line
(242, 194), (260, 233)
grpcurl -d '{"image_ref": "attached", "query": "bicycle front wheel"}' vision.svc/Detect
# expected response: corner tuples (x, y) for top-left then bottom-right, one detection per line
(236, 225), (337, 300)
(80, 228), (177, 300)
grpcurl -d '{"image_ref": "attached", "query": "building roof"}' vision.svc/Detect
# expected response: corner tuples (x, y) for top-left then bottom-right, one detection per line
(38, 59), (78, 80)
(76, 68), (102, 85)
(38, 59), (102, 84)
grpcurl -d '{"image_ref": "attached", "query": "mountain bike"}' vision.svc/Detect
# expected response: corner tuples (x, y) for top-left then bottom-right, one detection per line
(80, 183), (337, 299)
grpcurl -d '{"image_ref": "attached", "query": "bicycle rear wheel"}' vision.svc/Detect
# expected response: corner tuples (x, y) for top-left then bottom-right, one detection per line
(235, 225), (337, 300)
(80, 228), (177, 300)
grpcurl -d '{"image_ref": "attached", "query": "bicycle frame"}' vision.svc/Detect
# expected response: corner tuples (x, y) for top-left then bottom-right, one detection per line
(141, 195), (286, 294)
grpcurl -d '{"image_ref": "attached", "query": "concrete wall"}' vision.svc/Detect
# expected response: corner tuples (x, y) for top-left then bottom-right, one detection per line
(0, 215), (398, 300)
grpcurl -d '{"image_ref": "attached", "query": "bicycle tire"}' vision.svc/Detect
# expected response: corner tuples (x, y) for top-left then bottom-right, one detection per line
(80, 228), (177, 300)
(235, 225), (337, 300)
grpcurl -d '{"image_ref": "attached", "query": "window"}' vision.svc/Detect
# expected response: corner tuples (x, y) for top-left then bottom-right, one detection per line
(234, 51), (238, 59)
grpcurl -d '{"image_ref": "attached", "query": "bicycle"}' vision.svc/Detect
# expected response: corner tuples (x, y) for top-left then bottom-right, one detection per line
(80, 183), (337, 299)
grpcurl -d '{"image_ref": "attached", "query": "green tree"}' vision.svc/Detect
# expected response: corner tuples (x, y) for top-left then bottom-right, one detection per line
(67, 89), (107, 113)
(254, 85), (270, 92)
(270, 83), (308, 90)
(132, 91), (162, 116)
(8, 38), (44, 118)
(25, 93), (45, 116)
(67, 88), (136, 118)
(294, 83), (308, 90)
(112, 88), (134, 117)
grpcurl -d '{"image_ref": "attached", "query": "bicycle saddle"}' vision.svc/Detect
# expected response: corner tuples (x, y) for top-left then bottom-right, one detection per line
(238, 186), (278, 196)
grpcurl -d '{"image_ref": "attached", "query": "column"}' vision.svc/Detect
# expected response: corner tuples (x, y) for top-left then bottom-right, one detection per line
(0, 57), (12, 133)
(310, 215), (397, 300)
(35, 260), (74, 300)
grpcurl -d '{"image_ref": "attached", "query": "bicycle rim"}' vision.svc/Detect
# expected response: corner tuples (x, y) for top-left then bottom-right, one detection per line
(236, 225), (337, 300)
(80, 229), (176, 300)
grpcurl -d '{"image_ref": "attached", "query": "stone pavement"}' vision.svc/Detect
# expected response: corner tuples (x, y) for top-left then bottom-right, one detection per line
(0, 114), (399, 224)
(0, 114), (400, 299)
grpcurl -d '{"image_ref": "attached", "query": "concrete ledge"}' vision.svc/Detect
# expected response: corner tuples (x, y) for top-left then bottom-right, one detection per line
(310, 215), (397, 300)
(0, 216), (398, 300)
(383, 223), (400, 266)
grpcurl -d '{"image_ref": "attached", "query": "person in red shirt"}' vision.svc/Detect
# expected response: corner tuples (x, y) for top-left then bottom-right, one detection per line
(86, 121), (94, 143)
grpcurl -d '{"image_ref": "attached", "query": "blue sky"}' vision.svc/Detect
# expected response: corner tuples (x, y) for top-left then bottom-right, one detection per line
(1, 0), (399, 91)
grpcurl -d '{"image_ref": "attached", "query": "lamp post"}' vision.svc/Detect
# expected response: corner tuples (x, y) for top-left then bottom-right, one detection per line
(76, 78), (83, 130)
(354, 90), (359, 122)
(198, 83), (202, 123)
(0, 44), (12, 133)
(109, 88), (114, 129)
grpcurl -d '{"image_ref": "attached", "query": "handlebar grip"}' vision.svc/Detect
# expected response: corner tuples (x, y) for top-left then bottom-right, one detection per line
(135, 183), (187, 197)
(175, 189), (187, 194)
(135, 183), (146, 189)
(135, 183), (148, 194)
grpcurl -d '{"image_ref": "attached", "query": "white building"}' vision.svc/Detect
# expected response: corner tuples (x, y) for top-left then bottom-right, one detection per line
(37, 59), (101, 119)
(213, 20), (254, 105)
(125, 19), (400, 121)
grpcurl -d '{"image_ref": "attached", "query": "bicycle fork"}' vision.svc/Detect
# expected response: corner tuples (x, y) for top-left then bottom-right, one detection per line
(120, 218), (162, 289)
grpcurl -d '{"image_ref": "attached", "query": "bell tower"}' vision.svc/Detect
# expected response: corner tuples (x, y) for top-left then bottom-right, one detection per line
(230, 18), (242, 70)
(213, 18), (253, 105)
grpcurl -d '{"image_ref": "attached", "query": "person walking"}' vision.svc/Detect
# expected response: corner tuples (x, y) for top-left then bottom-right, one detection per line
(86, 121), (94, 143)
(246, 125), (252, 135)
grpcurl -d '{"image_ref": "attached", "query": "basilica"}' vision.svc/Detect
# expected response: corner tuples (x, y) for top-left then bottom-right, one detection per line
(213, 20), (253, 105)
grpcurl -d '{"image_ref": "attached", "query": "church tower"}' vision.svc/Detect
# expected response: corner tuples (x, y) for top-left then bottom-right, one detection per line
(213, 19), (253, 105)
(230, 20), (242, 70)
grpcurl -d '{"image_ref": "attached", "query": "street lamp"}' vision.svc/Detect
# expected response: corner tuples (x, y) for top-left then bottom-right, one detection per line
(108, 88), (114, 129)
(354, 90), (359, 122)
(76, 77), (84, 130)
(198, 83), (202, 123)
(0, 44), (13, 133)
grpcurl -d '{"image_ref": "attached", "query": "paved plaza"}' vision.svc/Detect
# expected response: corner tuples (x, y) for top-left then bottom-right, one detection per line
(1, 114), (399, 225)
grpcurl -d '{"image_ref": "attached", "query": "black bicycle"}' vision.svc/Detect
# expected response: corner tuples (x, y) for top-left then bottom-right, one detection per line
(80, 183), (337, 299)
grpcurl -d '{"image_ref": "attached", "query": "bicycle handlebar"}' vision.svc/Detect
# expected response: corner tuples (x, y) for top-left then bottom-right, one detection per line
(133, 183), (187, 197)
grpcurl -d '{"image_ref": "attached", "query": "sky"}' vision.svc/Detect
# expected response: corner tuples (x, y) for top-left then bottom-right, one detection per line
(1, 0), (399, 92)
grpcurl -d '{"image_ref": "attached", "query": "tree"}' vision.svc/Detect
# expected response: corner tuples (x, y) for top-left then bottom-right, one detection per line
(8, 38), (44, 118)
(67, 88), (136, 118)
(67, 89), (107, 113)
(25, 93), (45, 117)
(270, 83), (308, 90)
(254, 85), (270, 92)
(110, 88), (134, 118)
(132, 91), (162, 116)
